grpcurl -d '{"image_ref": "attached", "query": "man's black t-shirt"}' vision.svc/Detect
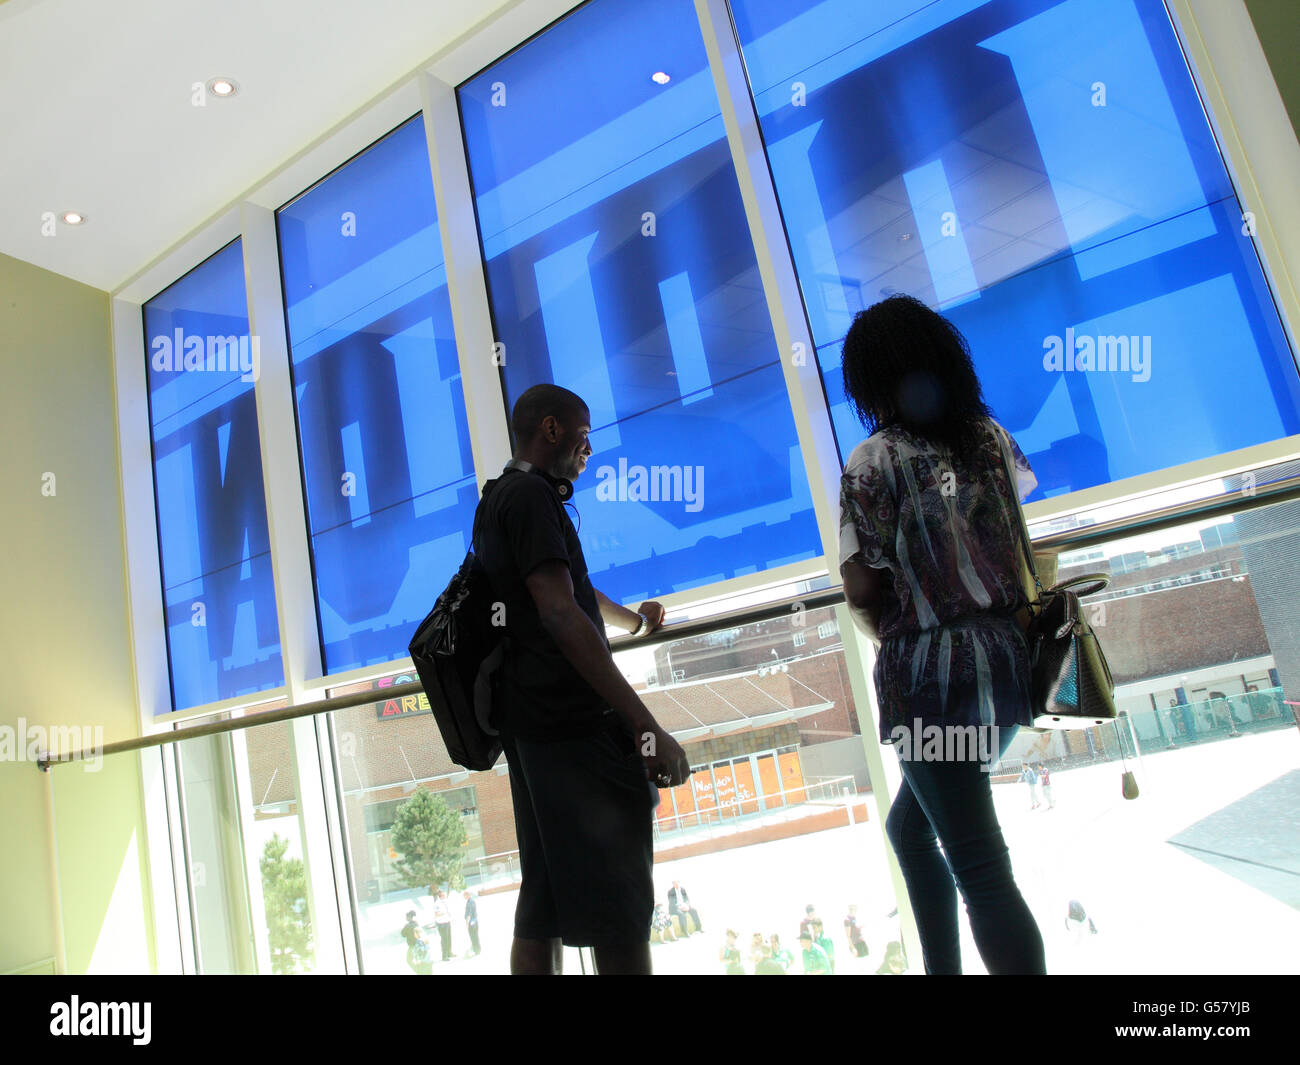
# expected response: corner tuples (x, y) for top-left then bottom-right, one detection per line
(473, 467), (610, 740)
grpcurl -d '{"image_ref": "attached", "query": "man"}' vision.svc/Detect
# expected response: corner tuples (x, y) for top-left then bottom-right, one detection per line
(667, 879), (702, 935)
(798, 931), (832, 975)
(432, 889), (453, 960)
(473, 384), (691, 975)
(463, 889), (480, 956)
(1021, 762), (1040, 809)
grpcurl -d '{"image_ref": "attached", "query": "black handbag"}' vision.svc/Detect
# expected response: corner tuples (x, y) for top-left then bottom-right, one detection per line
(997, 434), (1118, 730)
(406, 484), (506, 771)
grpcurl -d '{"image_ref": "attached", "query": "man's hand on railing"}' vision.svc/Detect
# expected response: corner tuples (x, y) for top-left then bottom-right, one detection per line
(636, 600), (666, 633)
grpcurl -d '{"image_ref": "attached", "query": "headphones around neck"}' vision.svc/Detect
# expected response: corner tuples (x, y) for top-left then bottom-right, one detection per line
(503, 458), (573, 501)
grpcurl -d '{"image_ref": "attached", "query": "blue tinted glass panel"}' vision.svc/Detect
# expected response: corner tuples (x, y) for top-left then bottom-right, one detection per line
(278, 117), (476, 673)
(731, 0), (1300, 499)
(143, 239), (284, 710)
(459, 0), (821, 603)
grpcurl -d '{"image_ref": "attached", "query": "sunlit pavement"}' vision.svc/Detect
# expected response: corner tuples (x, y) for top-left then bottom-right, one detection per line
(356, 730), (1299, 975)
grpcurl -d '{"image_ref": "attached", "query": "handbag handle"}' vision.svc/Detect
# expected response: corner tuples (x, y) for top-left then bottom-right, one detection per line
(993, 424), (1110, 602)
(1054, 573), (1110, 598)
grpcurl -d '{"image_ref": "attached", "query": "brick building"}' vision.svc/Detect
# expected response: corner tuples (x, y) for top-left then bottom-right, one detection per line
(244, 649), (855, 899)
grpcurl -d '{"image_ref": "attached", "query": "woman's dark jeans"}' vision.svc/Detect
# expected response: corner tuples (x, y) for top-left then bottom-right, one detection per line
(886, 723), (1046, 975)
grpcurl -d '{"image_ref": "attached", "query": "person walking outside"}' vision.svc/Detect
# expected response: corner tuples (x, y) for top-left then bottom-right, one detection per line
(1038, 764), (1054, 809)
(432, 889), (453, 960)
(1022, 763), (1041, 810)
(463, 890), (481, 956)
(838, 294), (1046, 975)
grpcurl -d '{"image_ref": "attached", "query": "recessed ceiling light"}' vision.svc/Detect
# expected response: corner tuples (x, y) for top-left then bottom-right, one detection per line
(899, 232), (912, 242)
(651, 71), (671, 85)
(207, 77), (239, 97)
(62, 212), (85, 225)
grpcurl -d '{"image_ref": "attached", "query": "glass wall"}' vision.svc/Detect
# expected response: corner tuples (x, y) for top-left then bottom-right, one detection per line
(323, 669), (507, 974)
(142, 239), (284, 710)
(458, 0), (823, 604)
(729, 0), (1300, 494)
(174, 709), (317, 974)
(277, 116), (477, 674)
(107, 0), (1300, 978)
(315, 608), (905, 975)
(979, 499), (1300, 975)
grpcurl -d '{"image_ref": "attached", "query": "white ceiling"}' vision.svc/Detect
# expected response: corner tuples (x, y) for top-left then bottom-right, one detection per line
(0, 0), (521, 292)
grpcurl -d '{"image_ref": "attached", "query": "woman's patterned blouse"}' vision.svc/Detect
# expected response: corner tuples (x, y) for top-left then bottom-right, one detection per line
(839, 418), (1038, 743)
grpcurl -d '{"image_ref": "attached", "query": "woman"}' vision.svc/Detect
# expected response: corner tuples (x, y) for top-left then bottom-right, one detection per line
(652, 903), (678, 942)
(837, 294), (1046, 975)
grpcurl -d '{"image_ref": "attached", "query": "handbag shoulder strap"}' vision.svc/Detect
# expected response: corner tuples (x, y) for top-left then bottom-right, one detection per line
(992, 421), (1043, 599)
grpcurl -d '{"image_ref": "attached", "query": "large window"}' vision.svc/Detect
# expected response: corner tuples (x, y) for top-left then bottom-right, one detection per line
(277, 117), (477, 673)
(459, 0), (823, 604)
(729, 0), (1300, 497)
(143, 239), (283, 709)
(111, 0), (1300, 981)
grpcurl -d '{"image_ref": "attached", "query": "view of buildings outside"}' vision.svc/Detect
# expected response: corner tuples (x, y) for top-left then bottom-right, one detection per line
(224, 506), (1299, 974)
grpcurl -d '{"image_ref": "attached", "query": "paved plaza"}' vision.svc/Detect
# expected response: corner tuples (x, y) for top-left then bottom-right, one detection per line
(358, 730), (1300, 975)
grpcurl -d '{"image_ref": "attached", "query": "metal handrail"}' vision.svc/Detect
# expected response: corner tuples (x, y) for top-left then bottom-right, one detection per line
(37, 586), (847, 769)
(39, 476), (1300, 769)
(1030, 476), (1300, 553)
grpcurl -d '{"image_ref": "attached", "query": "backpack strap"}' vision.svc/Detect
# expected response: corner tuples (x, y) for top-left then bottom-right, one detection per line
(470, 474), (508, 553)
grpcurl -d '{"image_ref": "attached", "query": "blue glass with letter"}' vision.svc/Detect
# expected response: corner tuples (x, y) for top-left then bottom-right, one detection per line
(729, 0), (1300, 499)
(459, 0), (823, 604)
(143, 239), (284, 710)
(278, 116), (477, 674)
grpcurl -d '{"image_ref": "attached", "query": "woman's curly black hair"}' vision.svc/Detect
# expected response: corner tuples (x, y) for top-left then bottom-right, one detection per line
(840, 293), (994, 454)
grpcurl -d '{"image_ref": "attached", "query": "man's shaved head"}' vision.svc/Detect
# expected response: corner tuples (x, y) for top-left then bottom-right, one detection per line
(510, 384), (588, 446)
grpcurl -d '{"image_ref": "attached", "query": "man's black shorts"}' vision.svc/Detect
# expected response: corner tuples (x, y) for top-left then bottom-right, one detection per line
(502, 715), (656, 948)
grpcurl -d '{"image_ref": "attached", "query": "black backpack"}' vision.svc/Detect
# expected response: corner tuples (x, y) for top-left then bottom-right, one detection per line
(407, 480), (507, 771)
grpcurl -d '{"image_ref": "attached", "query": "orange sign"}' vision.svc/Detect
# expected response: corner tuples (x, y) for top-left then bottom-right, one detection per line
(757, 755), (783, 809)
(779, 751), (805, 803)
(692, 773), (718, 812)
(666, 782), (698, 829)
(713, 765), (736, 811)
